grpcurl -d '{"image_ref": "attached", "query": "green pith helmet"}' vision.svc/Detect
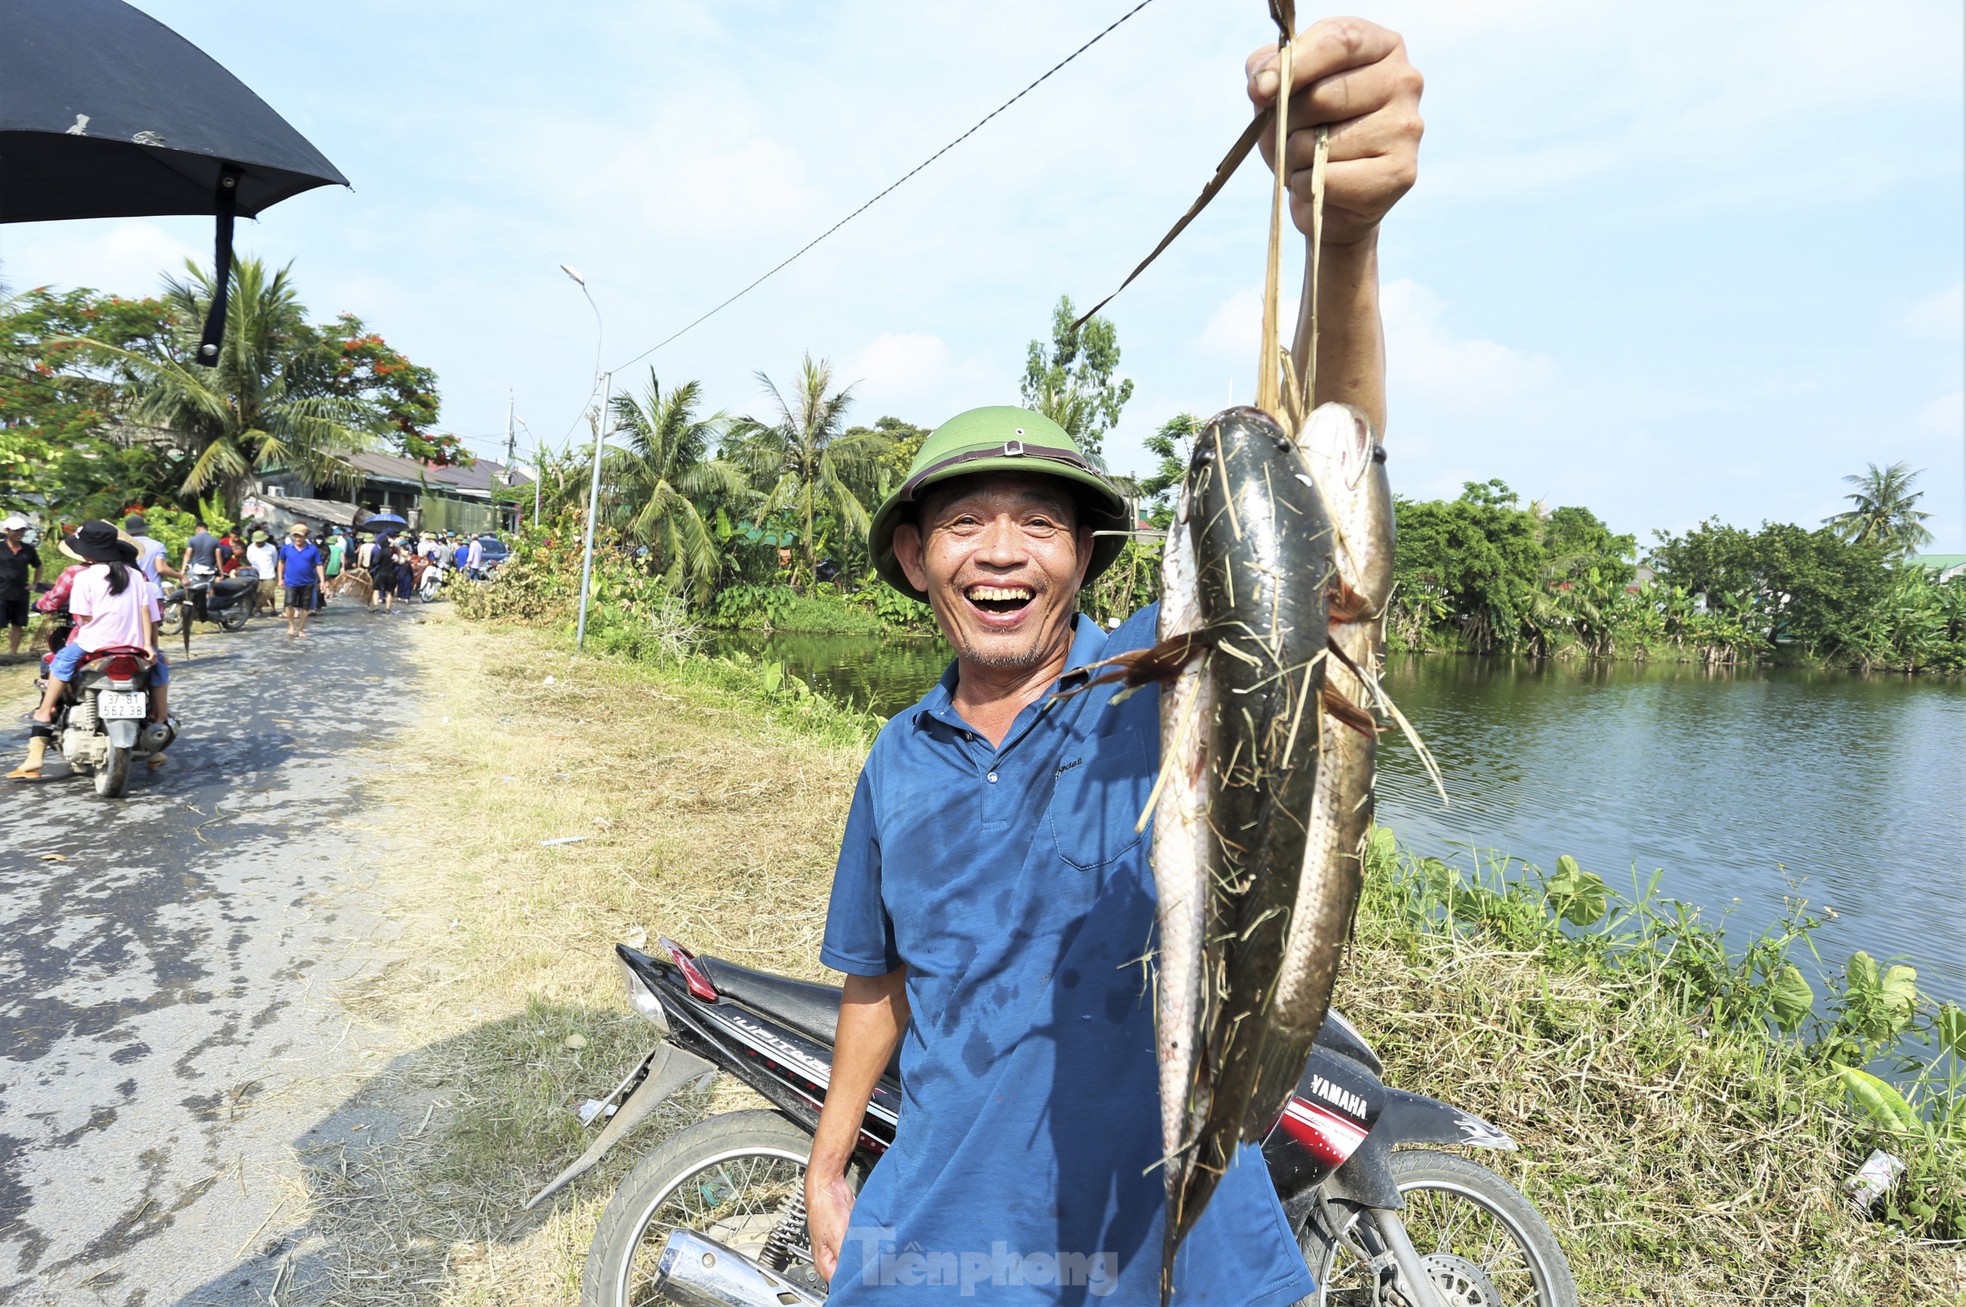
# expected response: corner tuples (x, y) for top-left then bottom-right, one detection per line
(868, 406), (1130, 603)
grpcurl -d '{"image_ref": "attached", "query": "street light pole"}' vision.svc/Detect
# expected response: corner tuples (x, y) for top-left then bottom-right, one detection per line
(561, 263), (607, 651)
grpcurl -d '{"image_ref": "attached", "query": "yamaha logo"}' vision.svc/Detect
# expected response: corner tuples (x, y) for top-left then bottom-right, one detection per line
(1307, 1073), (1367, 1121)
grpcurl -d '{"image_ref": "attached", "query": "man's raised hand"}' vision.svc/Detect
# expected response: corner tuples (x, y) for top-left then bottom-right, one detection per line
(1247, 17), (1423, 246)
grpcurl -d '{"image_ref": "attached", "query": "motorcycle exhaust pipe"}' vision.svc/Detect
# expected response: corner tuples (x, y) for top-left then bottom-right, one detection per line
(652, 1230), (823, 1307)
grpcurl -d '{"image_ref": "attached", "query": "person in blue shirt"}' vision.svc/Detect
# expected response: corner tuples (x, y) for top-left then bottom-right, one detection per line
(806, 21), (1422, 1304)
(275, 523), (326, 639)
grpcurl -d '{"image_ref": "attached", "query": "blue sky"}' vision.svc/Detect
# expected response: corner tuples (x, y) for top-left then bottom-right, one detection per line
(4, 0), (1961, 550)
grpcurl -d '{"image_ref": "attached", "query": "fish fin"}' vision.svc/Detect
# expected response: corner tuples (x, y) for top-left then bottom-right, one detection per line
(1073, 108), (1274, 331)
(1320, 682), (1379, 739)
(1056, 629), (1221, 702)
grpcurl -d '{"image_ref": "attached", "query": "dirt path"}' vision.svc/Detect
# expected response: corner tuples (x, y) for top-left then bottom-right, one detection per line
(0, 603), (423, 1305)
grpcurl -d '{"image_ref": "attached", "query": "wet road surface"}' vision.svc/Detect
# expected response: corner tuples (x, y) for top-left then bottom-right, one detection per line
(1, 603), (419, 1304)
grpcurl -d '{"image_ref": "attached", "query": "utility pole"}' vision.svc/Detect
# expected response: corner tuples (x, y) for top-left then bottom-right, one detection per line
(503, 391), (518, 532)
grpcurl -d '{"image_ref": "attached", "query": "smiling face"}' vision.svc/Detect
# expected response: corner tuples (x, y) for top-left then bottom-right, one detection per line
(893, 472), (1094, 676)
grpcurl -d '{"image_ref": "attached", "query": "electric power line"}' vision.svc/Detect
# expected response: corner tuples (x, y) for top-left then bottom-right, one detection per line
(607, 0), (1161, 375)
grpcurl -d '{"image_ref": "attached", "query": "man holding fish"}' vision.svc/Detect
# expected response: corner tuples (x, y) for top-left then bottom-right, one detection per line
(810, 16), (1423, 1303)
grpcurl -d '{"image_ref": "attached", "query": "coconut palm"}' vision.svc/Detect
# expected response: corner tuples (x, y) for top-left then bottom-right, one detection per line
(604, 372), (748, 599)
(109, 257), (376, 502)
(725, 353), (882, 584)
(1826, 462), (1934, 556)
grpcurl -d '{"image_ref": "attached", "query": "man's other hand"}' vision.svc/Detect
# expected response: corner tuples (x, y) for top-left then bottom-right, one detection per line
(805, 1166), (857, 1282)
(1246, 17), (1423, 246)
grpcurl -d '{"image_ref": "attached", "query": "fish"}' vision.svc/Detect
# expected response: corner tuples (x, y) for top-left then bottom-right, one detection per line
(1062, 1), (1420, 1293)
(1111, 404), (1340, 1295)
(1262, 402), (1393, 1108)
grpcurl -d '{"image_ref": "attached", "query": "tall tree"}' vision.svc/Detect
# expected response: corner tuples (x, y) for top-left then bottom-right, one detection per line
(1020, 294), (1134, 462)
(604, 372), (747, 599)
(103, 258), (379, 503)
(0, 287), (181, 518)
(1138, 412), (1200, 528)
(726, 353), (883, 584)
(1825, 461), (1933, 556)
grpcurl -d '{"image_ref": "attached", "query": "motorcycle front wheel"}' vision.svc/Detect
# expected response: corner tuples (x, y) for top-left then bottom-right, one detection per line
(581, 1109), (834, 1307)
(1304, 1149), (1578, 1307)
(157, 599), (186, 637)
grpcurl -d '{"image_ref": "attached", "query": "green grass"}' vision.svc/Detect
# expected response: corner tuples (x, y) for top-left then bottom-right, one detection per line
(1346, 834), (1966, 1304)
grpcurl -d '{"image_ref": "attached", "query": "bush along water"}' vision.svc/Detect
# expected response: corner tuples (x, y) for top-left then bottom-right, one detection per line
(1357, 828), (1965, 1243)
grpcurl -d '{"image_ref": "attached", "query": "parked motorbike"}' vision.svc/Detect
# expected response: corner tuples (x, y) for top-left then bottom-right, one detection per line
(417, 563), (446, 603)
(159, 566), (259, 640)
(531, 936), (1579, 1307)
(34, 642), (175, 797)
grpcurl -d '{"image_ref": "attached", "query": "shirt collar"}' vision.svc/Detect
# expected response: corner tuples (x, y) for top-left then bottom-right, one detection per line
(912, 613), (1110, 728)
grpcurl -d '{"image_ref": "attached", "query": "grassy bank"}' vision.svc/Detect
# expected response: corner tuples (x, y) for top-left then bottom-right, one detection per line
(314, 611), (1963, 1305)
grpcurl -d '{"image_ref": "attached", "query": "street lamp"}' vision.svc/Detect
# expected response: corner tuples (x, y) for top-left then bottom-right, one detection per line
(561, 263), (610, 651)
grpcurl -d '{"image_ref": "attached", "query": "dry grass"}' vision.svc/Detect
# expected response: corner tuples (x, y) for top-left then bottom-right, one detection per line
(288, 610), (866, 1305)
(1340, 924), (1966, 1305)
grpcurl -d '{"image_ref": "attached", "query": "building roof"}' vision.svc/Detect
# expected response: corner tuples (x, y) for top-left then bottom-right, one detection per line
(338, 449), (532, 497)
(1911, 553), (1966, 573)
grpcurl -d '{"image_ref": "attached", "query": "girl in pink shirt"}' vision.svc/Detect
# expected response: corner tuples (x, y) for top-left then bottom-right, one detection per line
(28, 521), (170, 726)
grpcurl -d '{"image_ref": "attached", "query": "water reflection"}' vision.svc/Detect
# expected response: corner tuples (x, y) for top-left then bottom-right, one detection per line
(708, 633), (1966, 1006)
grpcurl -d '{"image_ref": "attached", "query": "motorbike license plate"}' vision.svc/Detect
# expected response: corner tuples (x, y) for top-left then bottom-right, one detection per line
(98, 692), (148, 720)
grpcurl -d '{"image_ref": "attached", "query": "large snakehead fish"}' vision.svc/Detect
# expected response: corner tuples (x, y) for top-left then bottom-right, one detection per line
(1068, 3), (1408, 1295)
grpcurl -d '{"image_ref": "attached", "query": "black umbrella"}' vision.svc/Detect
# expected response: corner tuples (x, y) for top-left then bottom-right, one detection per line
(0, 0), (348, 364)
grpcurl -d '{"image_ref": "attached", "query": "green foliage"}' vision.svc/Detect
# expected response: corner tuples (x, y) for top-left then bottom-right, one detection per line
(709, 582), (796, 631)
(724, 353), (882, 589)
(603, 371), (744, 602)
(1019, 295), (1133, 463)
(0, 287), (183, 518)
(1362, 835), (1966, 1237)
(842, 579), (938, 634)
(1825, 461), (1934, 556)
(1080, 537), (1162, 627)
(1138, 412), (1199, 529)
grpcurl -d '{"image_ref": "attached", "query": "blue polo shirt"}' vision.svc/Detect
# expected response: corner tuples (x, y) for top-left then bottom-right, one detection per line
(821, 607), (1313, 1306)
(278, 541), (321, 586)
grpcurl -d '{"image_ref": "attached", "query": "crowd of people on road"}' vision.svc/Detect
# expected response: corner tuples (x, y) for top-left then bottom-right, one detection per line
(4, 510), (506, 667)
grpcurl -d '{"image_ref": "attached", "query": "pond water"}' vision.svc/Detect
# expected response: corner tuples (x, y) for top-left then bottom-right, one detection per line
(708, 631), (1966, 1008)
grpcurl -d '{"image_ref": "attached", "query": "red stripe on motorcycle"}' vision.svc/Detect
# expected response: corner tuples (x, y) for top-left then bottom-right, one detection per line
(1278, 1098), (1368, 1167)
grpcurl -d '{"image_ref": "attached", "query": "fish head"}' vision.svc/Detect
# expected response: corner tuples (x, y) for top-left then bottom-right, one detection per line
(893, 471), (1096, 672)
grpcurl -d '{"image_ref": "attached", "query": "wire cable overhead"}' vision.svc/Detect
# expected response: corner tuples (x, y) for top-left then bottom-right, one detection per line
(609, 0), (1160, 374)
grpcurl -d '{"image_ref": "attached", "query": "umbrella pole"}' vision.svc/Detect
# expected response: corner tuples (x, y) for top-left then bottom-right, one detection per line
(196, 165), (241, 367)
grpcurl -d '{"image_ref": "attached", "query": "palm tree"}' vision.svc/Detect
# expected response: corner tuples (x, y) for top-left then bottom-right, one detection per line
(1825, 462), (1933, 556)
(108, 257), (376, 503)
(604, 372), (748, 599)
(726, 353), (882, 583)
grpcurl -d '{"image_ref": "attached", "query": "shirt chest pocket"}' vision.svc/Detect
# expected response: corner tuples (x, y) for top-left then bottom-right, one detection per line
(1046, 726), (1151, 871)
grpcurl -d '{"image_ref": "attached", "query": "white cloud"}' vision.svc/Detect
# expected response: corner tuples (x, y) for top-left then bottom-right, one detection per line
(1382, 279), (1555, 411)
(1905, 282), (1964, 338)
(0, 220), (202, 298)
(1917, 389), (1963, 435)
(1196, 286), (1264, 365)
(851, 333), (950, 395)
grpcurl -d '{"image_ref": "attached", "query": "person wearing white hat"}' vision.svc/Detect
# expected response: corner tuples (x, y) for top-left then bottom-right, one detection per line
(1, 514), (44, 656)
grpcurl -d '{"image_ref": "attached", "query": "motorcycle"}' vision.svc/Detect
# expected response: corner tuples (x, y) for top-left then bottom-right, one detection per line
(34, 641), (175, 797)
(417, 562), (447, 602)
(531, 936), (1579, 1307)
(159, 565), (259, 641)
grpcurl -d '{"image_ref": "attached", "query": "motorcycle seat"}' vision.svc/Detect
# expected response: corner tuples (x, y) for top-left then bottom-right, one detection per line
(82, 645), (150, 663)
(695, 955), (901, 1081)
(212, 576), (257, 599)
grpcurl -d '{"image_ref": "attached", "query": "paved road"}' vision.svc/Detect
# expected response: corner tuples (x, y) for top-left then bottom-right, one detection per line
(1, 603), (418, 1305)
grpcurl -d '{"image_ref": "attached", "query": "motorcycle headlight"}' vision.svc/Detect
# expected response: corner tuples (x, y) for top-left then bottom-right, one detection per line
(616, 952), (670, 1033)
